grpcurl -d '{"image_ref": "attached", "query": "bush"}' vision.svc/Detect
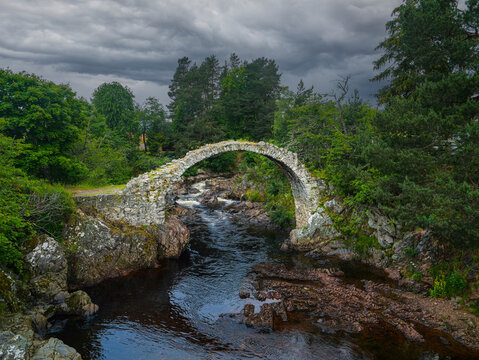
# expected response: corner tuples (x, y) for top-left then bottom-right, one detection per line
(27, 183), (74, 238)
(429, 262), (469, 298)
(132, 153), (169, 174)
(239, 151), (296, 228)
(270, 204), (295, 228)
(80, 145), (133, 186)
(0, 159), (73, 273)
(429, 272), (467, 299)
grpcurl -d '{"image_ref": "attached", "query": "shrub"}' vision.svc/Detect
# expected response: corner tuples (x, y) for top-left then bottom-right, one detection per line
(430, 276), (448, 298)
(429, 265), (468, 298)
(0, 159), (73, 273)
(270, 204), (295, 228)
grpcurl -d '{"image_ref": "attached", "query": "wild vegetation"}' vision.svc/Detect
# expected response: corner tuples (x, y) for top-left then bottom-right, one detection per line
(0, 0), (478, 303)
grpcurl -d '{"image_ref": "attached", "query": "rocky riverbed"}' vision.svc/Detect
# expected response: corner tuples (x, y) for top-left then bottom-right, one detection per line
(233, 263), (479, 353)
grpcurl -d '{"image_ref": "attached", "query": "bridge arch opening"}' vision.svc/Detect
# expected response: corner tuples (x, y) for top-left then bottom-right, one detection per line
(176, 151), (299, 227)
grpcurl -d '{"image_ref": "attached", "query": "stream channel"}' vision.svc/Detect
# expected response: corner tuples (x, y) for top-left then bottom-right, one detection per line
(50, 181), (476, 359)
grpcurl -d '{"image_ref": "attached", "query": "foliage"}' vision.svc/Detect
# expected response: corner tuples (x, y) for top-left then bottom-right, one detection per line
(0, 69), (88, 183)
(167, 54), (281, 154)
(91, 82), (136, 133)
(429, 260), (469, 298)
(239, 152), (295, 228)
(78, 139), (169, 186)
(373, 0), (478, 104)
(168, 56), (225, 154)
(328, 210), (381, 257)
(220, 57), (281, 140)
(0, 135), (73, 272)
(271, 0), (479, 248)
(137, 97), (170, 153)
(199, 152), (238, 173)
(429, 276), (448, 298)
(430, 272), (468, 298)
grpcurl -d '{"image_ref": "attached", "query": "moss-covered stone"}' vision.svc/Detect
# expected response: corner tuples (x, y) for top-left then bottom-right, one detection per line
(0, 270), (19, 313)
(63, 209), (189, 289)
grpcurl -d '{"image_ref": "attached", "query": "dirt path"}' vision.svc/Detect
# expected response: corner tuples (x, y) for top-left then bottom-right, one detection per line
(65, 185), (125, 197)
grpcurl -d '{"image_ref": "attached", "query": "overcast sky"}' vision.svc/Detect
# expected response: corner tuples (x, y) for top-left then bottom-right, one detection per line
(0, 0), (403, 106)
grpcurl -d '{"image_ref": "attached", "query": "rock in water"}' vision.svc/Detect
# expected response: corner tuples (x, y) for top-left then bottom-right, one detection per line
(32, 338), (82, 360)
(57, 291), (99, 317)
(157, 215), (190, 258)
(63, 210), (189, 288)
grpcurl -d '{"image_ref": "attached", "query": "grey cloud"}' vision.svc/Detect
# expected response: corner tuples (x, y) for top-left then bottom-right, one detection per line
(0, 0), (402, 104)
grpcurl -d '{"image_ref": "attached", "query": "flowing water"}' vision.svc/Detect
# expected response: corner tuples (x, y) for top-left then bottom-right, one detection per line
(50, 182), (477, 360)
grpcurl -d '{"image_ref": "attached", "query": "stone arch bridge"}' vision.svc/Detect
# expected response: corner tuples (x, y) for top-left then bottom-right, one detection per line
(84, 140), (324, 229)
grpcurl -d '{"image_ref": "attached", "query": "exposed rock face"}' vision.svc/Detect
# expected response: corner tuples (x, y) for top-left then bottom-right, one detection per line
(0, 314), (82, 360)
(288, 210), (339, 250)
(63, 209), (189, 288)
(20, 234), (101, 320)
(157, 215), (190, 258)
(285, 195), (407, 270)
(0, 330), (33, 360)
(25, 235), (68, 304)
(367, 209), (400, 249)
(87, 140), (323, 229)
(0, 269), (24, 312)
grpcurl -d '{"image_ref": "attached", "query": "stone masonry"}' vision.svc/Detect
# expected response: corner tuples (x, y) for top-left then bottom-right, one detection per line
(90, 140), (324, 228)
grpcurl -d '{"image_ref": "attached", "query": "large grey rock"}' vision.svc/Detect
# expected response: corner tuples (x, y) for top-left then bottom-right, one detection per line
(25, 235), (68, 304)
(32, 338), (81, 360)
(0, 331), (31, 360)
(367, 210), (398, 249)
(0, 313), (82, 360)
(157, 215), (190, 258)
(57, 291), (98, 317)
(0, 269), (23, 312)
(63, 209), (189, 288)
(289, 210), (339, 250)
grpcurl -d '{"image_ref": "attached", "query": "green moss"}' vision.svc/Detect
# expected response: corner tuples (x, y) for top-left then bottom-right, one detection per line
(0, 270), (19, 312)
(328, 208), (380, 258)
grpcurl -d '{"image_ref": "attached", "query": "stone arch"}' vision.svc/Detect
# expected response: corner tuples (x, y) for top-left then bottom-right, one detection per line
(118, 141), (323, 228)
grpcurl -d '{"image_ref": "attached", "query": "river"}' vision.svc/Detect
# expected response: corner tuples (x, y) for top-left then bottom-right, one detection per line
(49, 181), (476, 359)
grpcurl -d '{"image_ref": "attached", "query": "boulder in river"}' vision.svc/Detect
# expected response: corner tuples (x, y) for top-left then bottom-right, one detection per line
(63, 209), (189, 288)
(0, 313), (83, 360)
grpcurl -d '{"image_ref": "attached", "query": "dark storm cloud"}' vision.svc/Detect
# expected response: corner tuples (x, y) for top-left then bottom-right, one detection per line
(0, 0), (401, 103)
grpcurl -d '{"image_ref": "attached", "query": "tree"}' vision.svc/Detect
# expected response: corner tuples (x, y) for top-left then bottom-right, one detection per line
(167, 56), (225, 154)
(0, 69), (87, 182)
(92, 82), (135, 132)
(369, 0), (479, 246)
(273, 80), (314, 146)
(220, 57), (281, 140)
(373, 0), (478, 104)
(0, 134), (73, 272)
(138, 97), (169, 153)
